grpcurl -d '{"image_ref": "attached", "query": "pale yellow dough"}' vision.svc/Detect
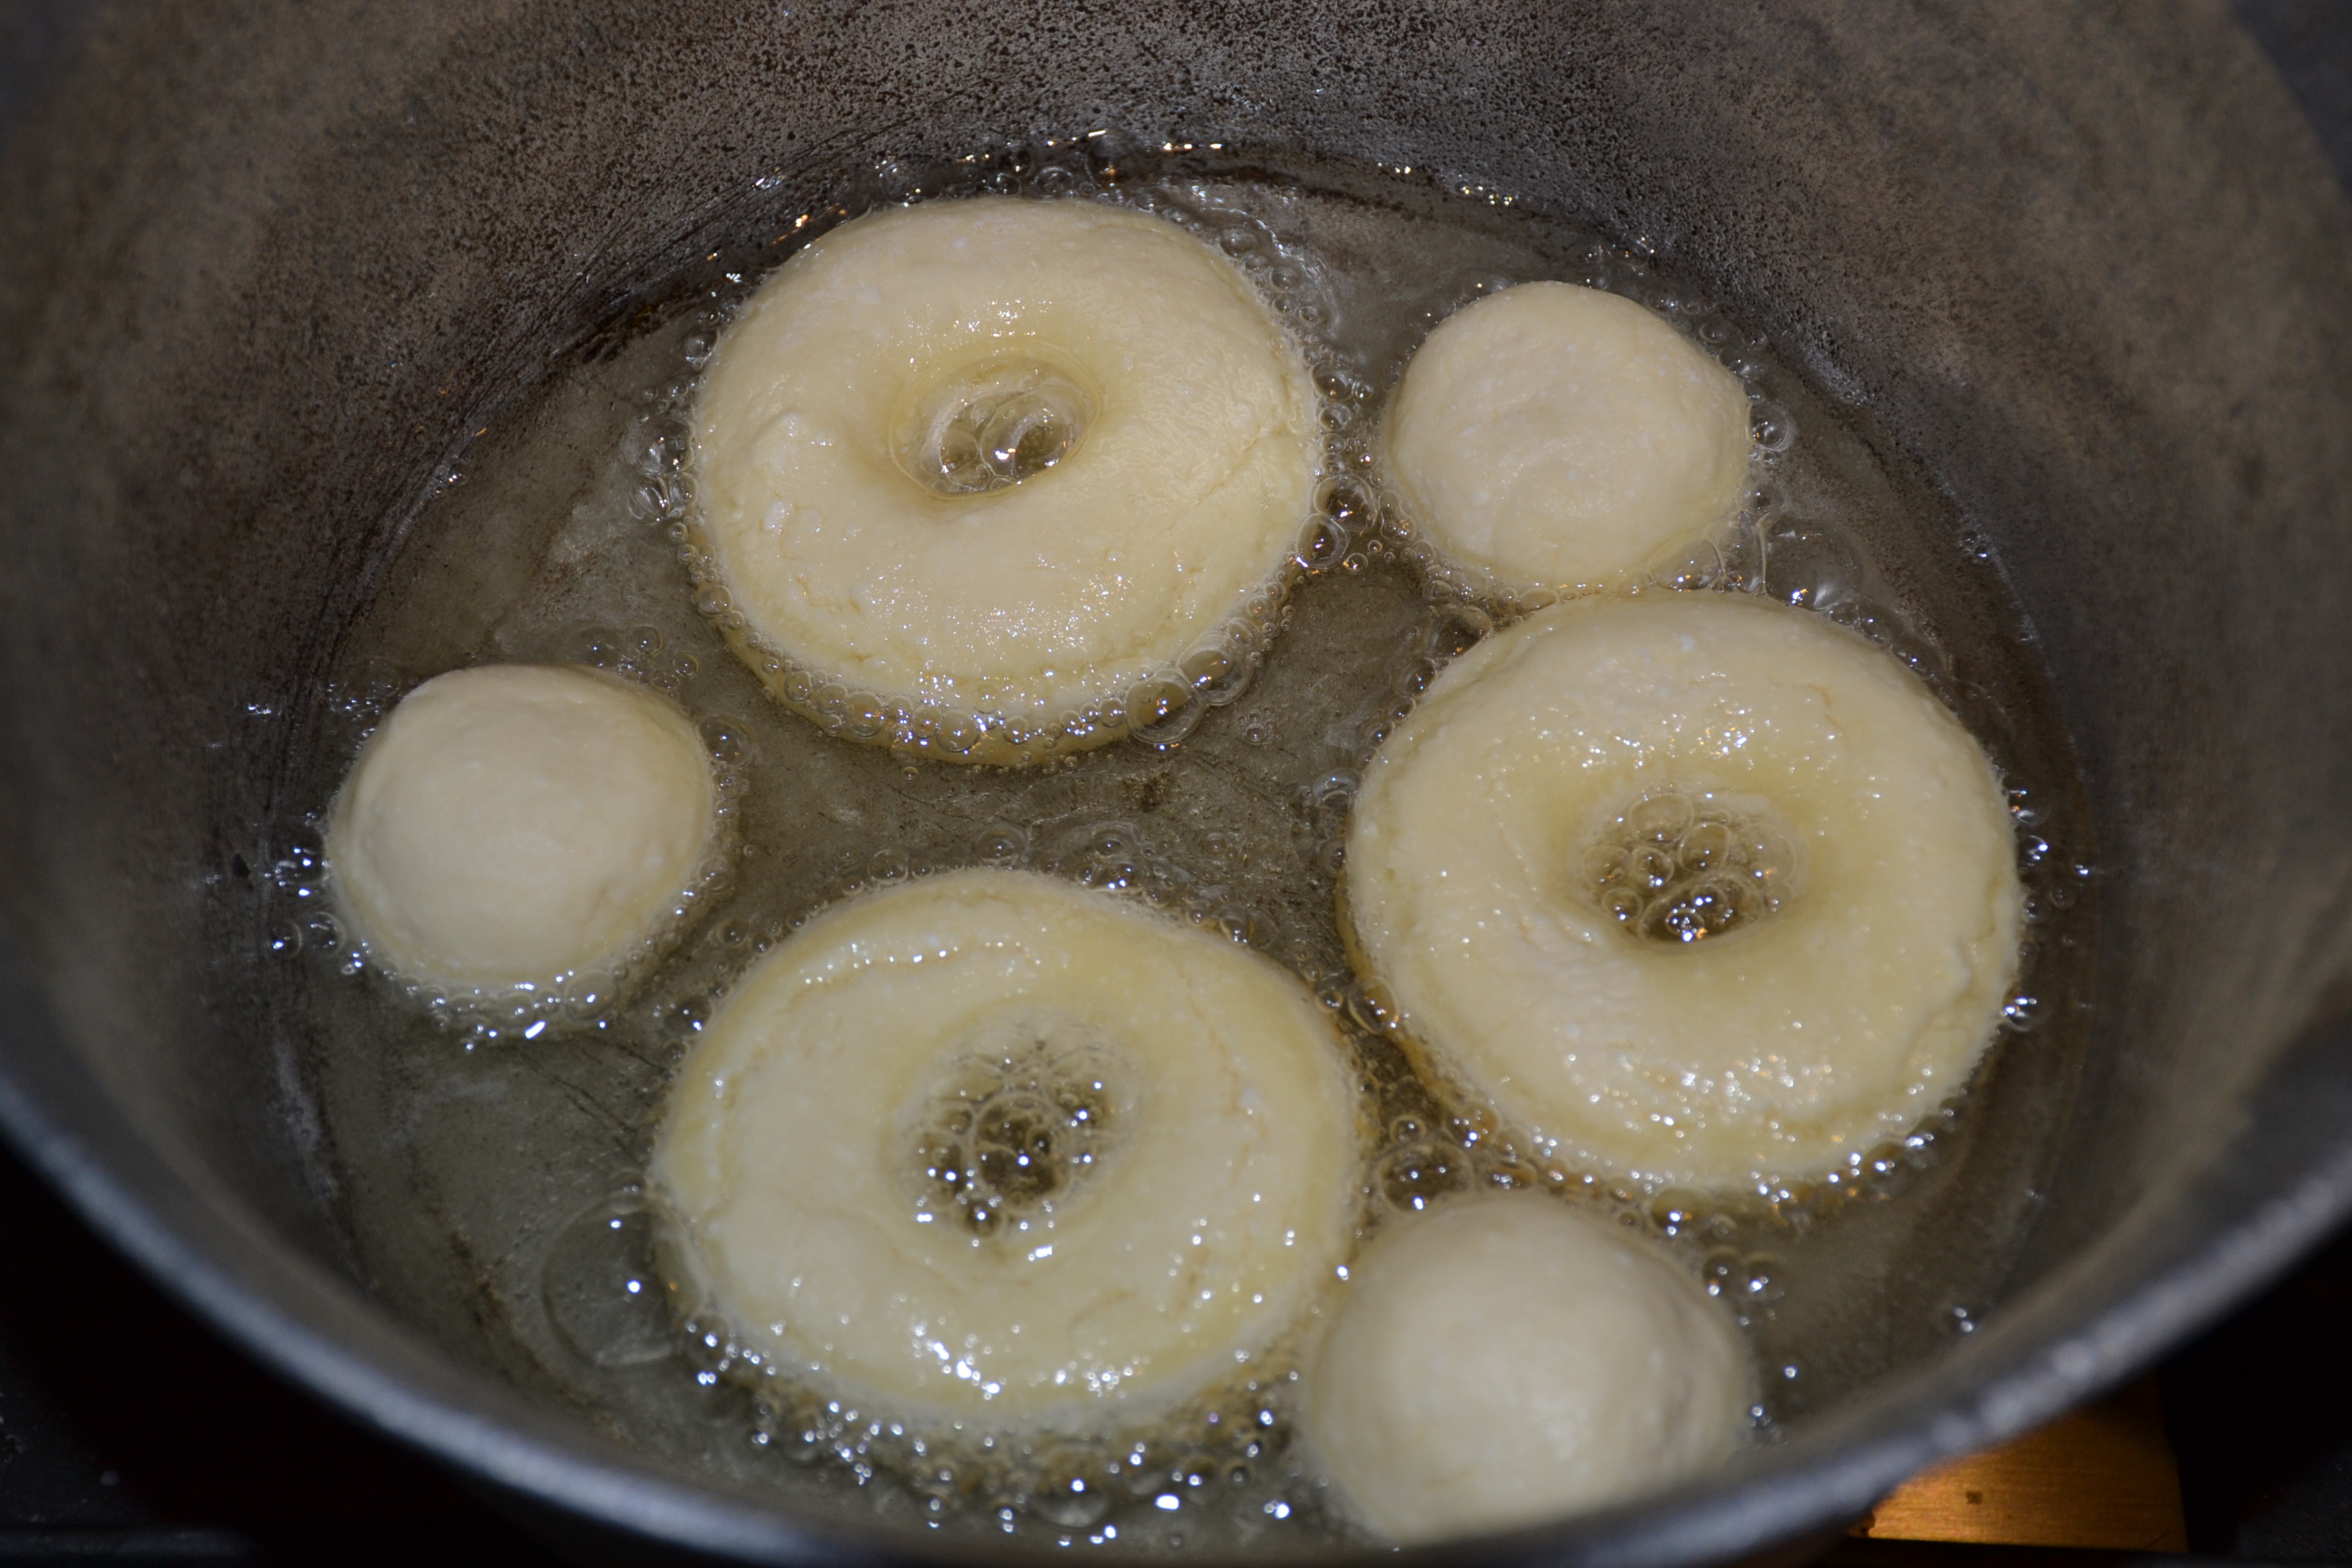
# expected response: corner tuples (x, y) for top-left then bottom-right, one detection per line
(1305, 1195), (1748, 1542)
(691, 198), (1320, 763)
(1384, 282), (1752, 596)
(327, 664), (716, 1000)
(652, 869), (1358, 1422)
(1345, 595), (2023, 1190)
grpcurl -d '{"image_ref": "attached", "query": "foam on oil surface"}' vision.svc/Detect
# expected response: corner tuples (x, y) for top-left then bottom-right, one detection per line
(258, 140), (2097, 1548)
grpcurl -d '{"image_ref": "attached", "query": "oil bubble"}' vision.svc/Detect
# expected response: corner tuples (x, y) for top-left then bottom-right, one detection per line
(1378, 1142), (1465, 1211)
(274, 828), (326, 889)
(1648, 1187), (1710, 1235)
(975, 825), (1029, 864)
(698, 715), (753, 764)
(544, 1199), (674, 1368)
(1032, 1470), (1115, 1529)
(1427, 604), (1492, 662)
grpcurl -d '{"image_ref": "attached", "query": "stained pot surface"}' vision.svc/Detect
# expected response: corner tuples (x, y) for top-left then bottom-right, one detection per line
(1, 1), (2351, 1563)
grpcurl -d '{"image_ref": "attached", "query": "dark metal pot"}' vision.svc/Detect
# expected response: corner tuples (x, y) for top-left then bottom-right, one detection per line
(3, 1), (2350, 1562)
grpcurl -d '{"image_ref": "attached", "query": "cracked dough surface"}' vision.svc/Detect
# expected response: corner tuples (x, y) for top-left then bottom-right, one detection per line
(1384, 282), (1752, 595)
(691, 198), (1318, 754)
(1345, 594), (2022, 1189)
(653, 868), (1358, 1420)
(1305, 1195), (1748, 1542)
(327, 664), (714, 998)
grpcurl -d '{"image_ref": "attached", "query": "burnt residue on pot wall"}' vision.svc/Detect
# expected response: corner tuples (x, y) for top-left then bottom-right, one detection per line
(0, 2), (2348, 1563)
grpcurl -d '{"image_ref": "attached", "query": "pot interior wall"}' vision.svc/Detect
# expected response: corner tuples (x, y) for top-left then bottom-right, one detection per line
(2, 0), (2350, 1560)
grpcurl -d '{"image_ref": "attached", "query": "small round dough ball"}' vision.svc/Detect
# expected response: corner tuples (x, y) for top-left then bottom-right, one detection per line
(653, 868), (1360, 1422)
(1345, 594), (2023, 1190)
(327, 664), (716, 999)
(692, 197), (1320, 763)
(1305, 1195), (1748, 1542)
(1384, 282), (1752, 596)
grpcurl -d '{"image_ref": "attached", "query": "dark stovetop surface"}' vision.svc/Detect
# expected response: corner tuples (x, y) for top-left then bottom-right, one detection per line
(3, 3), (2349, 1566)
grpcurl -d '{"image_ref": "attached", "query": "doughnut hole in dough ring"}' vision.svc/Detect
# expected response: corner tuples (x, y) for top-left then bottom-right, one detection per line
(652, 868), (1361, 1424)
(1343, 593), (2024, 1192)
(325, 664), (720, 1011)
(1303, 1194), (1748, 1542)
(690, 198), (1322, 765)
(1382, 282), (1753, 600)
